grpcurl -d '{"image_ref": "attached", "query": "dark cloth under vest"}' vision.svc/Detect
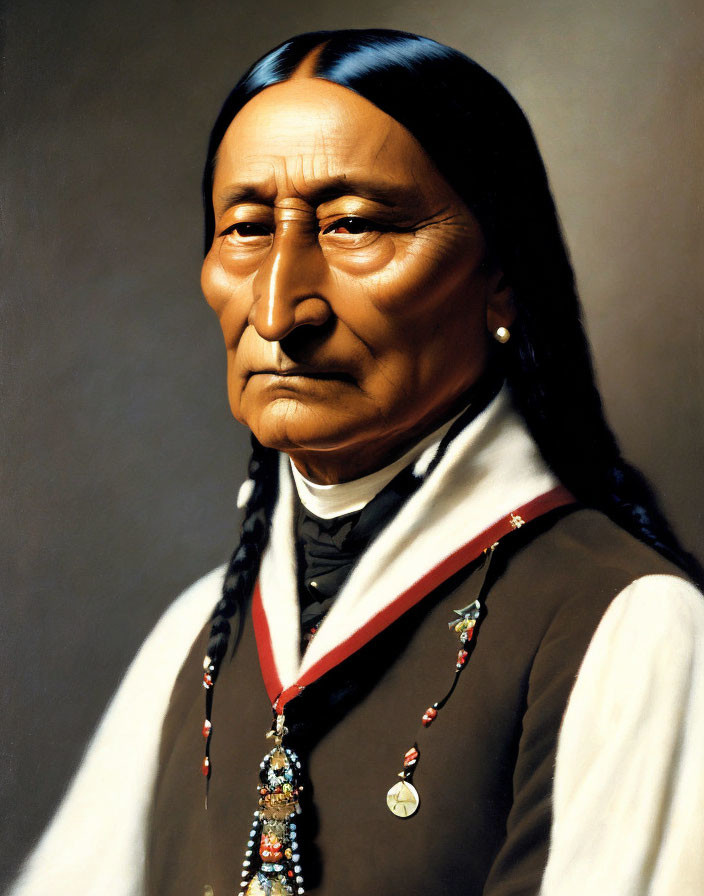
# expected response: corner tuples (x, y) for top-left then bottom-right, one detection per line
(295, 370), (504, 641)
(145, 508), (685, 896)
(296, 485), (411, 639)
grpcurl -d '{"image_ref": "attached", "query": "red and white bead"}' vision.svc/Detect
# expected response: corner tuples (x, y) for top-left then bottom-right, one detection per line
(421, 706), (438, 727)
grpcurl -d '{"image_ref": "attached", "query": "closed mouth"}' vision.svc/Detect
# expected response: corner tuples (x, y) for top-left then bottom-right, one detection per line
(250, 368), (355, 384)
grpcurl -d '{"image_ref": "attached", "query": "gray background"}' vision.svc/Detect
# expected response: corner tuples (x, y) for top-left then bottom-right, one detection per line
(2, 0), (702, 887)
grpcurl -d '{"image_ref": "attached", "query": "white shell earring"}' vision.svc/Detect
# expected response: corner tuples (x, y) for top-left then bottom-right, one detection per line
(493, 326), (511, 344)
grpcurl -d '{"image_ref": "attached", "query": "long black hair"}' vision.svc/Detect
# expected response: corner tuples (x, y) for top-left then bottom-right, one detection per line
(201, 28), (701, 690)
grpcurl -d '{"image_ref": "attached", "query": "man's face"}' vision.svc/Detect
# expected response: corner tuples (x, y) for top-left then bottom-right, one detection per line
(202, 78), (512, 483)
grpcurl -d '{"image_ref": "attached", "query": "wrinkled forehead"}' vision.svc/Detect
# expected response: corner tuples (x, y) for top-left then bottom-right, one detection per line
(211, 78), (451, 208)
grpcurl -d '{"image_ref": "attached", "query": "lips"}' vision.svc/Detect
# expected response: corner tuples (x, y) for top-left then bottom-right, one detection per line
(249, 366), (355, 384)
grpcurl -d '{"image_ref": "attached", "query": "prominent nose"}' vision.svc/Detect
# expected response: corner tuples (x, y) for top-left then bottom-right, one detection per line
(249, 223), (331, 342)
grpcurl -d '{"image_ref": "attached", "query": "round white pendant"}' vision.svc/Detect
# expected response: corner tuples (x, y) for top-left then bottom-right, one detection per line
(386, 780), (420, 818)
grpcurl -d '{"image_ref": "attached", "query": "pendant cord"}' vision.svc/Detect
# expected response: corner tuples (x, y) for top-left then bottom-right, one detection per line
(393, 543), (499, 805)
(435, 544), (497, 710)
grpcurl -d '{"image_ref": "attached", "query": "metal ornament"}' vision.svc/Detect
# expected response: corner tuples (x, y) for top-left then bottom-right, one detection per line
(386, 780), (420, 818)
(448, 599), (481, 650)
(238, 713), (306, 896)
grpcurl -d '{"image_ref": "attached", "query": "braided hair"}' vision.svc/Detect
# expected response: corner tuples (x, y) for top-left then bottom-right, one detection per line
(201, 436), (278, 775)
(201, 30), (701, 764)
(204, 437), (278, 681)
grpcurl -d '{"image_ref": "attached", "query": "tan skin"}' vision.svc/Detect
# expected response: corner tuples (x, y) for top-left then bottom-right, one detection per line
(201, 77), (515, 484)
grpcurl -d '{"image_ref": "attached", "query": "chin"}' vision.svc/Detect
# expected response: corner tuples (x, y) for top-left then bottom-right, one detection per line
(242, 397), (367, 455)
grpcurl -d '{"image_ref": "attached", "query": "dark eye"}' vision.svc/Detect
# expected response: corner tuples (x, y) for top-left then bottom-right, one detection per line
(322, 217), (376, 235)
(220, 222), (271, 238)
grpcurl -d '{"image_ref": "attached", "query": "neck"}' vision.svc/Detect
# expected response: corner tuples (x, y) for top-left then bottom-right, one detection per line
(288, 364), (505, 486)
(290, 410), (464, 519)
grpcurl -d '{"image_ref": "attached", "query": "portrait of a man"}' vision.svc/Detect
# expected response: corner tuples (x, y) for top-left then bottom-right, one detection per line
(2, 4), (703, 895)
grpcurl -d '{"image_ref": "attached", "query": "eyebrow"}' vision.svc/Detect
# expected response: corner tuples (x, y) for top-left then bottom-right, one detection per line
(214, 176), (415, 216)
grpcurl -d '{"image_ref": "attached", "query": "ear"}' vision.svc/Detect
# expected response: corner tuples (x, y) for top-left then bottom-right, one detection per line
(485, 271), (516, 336)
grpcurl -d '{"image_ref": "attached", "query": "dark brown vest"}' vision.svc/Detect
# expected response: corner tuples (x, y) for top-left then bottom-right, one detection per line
(146, 509), (683, 896)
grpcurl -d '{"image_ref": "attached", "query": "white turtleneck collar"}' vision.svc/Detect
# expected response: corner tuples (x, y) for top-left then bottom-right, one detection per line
(289, 408), (467, 520)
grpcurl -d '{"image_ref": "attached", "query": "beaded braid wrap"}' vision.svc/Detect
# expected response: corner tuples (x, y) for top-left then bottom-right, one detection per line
(202, 436), (279, 781)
